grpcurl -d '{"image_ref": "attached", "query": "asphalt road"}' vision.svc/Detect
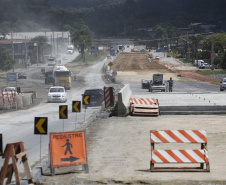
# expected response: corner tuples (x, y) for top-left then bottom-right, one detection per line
(129, 80), (220, 95)
(0, 51), (108, 184)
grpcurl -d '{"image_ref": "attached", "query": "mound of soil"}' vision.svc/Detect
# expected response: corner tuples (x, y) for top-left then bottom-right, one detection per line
(111, 53), (168, 71)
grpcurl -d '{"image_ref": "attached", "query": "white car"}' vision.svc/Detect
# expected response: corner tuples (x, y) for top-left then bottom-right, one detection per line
(155, 56), (160, 59)
(47, 86), (67, 103)
(47, 57), (56, 66)
(220, 78), (226, 91)
(2, 87), (18, 95)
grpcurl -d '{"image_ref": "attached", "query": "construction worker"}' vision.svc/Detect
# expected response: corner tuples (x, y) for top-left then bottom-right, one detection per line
(168, 77), (174, 92)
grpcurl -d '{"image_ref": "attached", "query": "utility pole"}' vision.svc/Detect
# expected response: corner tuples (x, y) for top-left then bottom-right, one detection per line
(211, 33), (215, 70)
(83, 40), (86, 63)
(57, 34), (59, 56)
(11, 31), (15, 72)
(51, 34), (53, 57)
(25, 36), (27, 68)
(34, 43), (38, 66)
(53, 30), (55, 56)
(187, 32), (190, 60)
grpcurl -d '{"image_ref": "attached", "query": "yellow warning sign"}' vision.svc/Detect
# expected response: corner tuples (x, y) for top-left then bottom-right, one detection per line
(72, 101), (81, 112)
(34, 117), (48, 135)
(108, 61), (114, 67)
(59, 105), (68, 119)
(83, 95), (90, 105)
(49, 131), (88, 167)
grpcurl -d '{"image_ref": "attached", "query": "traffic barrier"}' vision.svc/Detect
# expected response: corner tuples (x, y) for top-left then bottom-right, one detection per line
(12, 90), (17, 102)
(0, 142), (34, 184)
(130, 98), (160, 116)
(117, 84), (132, 117)
(104, 86), (115, 108)
(150, 130), (210, 172)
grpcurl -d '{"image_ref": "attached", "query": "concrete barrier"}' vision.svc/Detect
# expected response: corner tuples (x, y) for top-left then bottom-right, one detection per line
(16, 94), (23, 108)
(22, 93), (33, 107)
(117, 84), (132, 117)
(160, 105), (226, 115)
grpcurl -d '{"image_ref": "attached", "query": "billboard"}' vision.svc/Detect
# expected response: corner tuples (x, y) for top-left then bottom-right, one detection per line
(7, 73), (17, 82)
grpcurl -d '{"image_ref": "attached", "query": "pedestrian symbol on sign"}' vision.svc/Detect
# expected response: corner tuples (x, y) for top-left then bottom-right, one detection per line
(62, 139), (73, 155)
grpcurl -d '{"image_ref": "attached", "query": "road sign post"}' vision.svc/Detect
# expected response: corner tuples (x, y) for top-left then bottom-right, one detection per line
(72, 101), (81, 131)
(34, 117), (48, 162)
(83, 96), (90, 122)
(59, 105), (68, 132)
(49, 130), (89, 175)
(0, 134), (2, 156)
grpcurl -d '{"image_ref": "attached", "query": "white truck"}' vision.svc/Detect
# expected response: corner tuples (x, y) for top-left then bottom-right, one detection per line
(67, 45), (74, 54)
(47, 57), (56, 66)
(195, 60), (204, 68)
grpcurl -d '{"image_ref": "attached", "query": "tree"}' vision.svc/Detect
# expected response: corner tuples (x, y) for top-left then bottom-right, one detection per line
(70, 21), (92, 61)
(202, 33), (226, 53)
(153, 23), (181, 39)
(202, 32), (226, 67)
(190, 34), (203, 63)
(215, 52), (226, 69)
(0, 46), (15, 71)
(30, 36), (50, 61)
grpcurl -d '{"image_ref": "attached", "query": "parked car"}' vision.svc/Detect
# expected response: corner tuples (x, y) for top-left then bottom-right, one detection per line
(176, 55), (183, 58)
(166, 54), (171, 58)
(220, 78), (226, 91)
(204, 63), (212, 69)
(155, 56), (160, 59)
(107, 55), (112, 60)
(82, 88), (104, 107)
(2, 87), (18, 95)
(199, 63), (205, 69)
(47, 86), (67, 103)
(199, 63), (212, 69)
(18, 72), (27, 79)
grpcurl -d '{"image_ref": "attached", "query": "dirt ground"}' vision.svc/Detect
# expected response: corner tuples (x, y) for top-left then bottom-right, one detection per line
(111, 53), (168, 71)
(111, 53), (180, 82)
(112, 52), (219, 85)
(36, 52), (226, 184)
(38, 115), (226, 185)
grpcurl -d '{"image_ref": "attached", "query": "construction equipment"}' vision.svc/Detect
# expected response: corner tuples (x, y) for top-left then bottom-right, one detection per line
(130, 98), (160, 116)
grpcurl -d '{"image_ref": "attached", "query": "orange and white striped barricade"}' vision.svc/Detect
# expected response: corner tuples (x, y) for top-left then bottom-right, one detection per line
(130, 98), (160, 116)
(104, 87), (115, 108)
(1, 90), (6, 104)
(150, 130), (210, 172)
(7, 90), (12, 103)
(12, 90), (17, 102)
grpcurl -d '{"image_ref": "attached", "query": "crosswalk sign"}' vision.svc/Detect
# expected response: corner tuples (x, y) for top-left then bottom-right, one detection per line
(72, 101), (81, 112)
(59, 105), (68, 119)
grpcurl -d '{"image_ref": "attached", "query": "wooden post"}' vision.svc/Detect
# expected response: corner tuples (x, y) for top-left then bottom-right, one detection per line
(0, 145), (13, 185)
